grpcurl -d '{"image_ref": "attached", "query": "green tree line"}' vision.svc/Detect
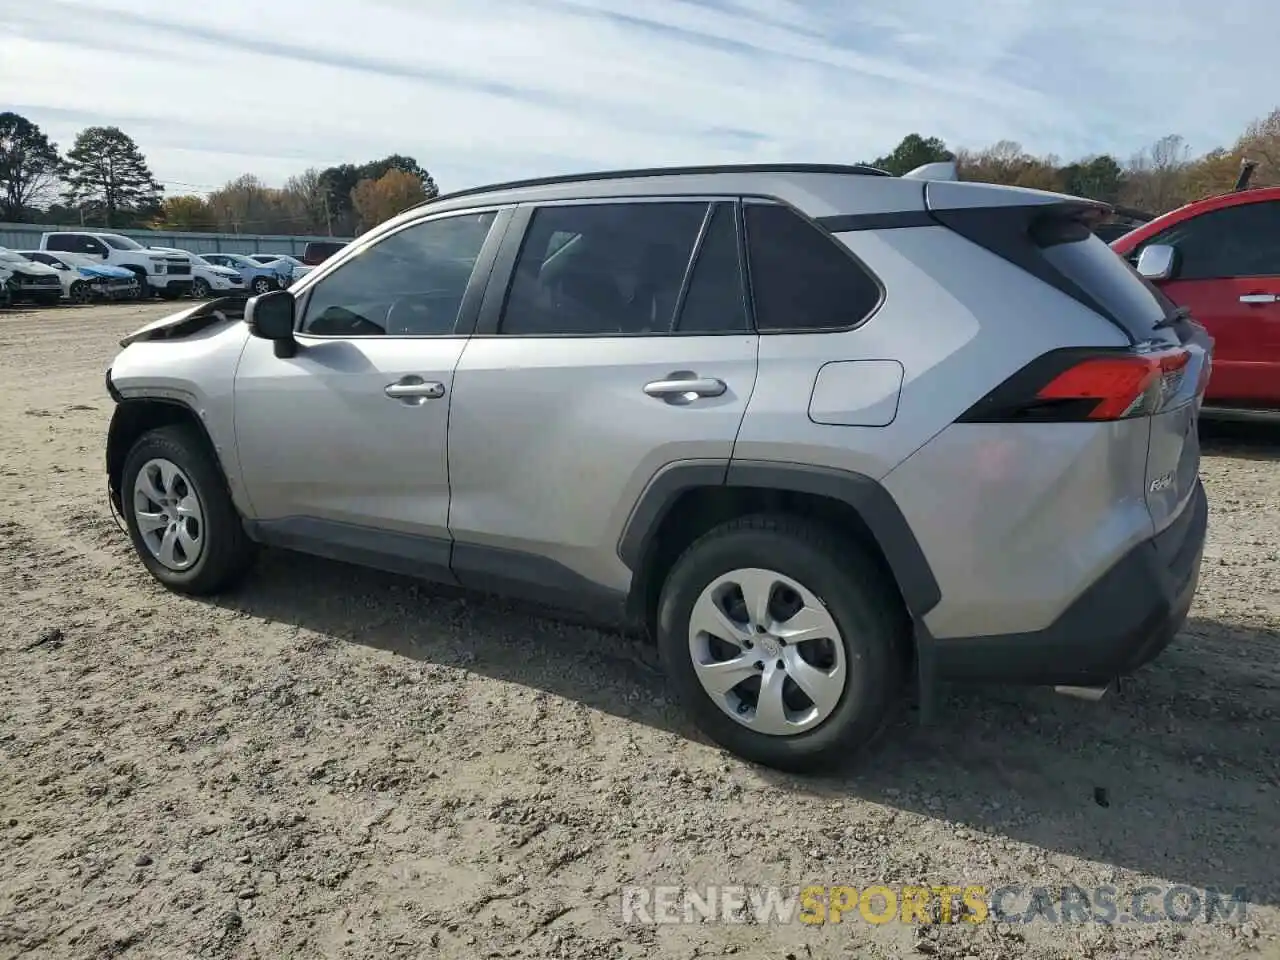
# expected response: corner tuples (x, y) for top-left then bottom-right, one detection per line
(0, 112), (438, 234)
(5, 107), (1280, 236)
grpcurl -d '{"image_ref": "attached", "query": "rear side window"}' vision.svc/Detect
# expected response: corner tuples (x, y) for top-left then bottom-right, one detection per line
(744, 203), (881, 331)
(499, 201), (708, 336)
(1039, 228), (1173, 338)
(45, 235), (73, 252)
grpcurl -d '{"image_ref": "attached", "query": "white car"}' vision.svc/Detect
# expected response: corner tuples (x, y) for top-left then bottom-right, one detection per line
(159, 251), (246, 298)
(39, 231), (194, 299)
(19, 250), (139, 302)
(249, 253), (313, 285)
(0, 247), (64, 305)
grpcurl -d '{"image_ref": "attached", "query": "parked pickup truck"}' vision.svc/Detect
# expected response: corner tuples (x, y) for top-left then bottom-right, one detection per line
(39, 231), (194, 300)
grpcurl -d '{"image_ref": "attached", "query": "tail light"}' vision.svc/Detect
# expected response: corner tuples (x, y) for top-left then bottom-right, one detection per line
(958, 346), (1192, 423)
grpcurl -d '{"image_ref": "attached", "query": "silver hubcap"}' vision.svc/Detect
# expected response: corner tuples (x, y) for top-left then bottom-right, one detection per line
(132, 458), (205, 571)
(688, 568), (847, 737)
(254, 279), (270, 293)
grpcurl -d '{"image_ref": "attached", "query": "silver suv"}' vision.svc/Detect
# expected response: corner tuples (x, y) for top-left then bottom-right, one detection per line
(105, 164), (1210, 771)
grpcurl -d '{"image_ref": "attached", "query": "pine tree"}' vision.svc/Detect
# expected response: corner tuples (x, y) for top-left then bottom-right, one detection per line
(63, 126), (163, 227)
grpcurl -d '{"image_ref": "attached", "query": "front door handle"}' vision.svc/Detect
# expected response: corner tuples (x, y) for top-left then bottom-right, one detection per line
(644, 372), (727, 405)
(1239, 293), (1279, 304)
(385, 377), (445, 402)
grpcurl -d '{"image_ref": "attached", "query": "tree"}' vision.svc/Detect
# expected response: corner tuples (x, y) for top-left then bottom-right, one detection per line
(955, 140), (1062, 192)
(62, 126), (162, 227)
(0, 112), (63, 222)
(1121, 134), (1192, 214)
(281, 168), (329, 234)
(161, 194), (216, 231)
(319, 155), (438, 235)
(1060, 155), (1123, 203)
(869, 133), (953, 176)
(351, 168), (428, 231)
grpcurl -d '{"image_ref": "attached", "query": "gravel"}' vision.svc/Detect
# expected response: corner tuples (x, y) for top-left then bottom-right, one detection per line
(0, 302), (1277, 959)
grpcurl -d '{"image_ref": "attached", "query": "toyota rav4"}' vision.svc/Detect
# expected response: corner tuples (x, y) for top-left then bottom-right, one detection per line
(104, 163), (1210, 771)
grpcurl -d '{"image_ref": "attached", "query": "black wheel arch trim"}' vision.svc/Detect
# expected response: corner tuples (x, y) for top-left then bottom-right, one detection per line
(618, 459), (941, 620)
(106, 396), (233, 512)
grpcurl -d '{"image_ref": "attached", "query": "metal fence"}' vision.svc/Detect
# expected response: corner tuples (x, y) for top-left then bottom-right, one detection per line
(0, 222), (353, 257)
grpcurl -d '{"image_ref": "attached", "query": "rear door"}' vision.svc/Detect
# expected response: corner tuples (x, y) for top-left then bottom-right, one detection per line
(1135, 198), (1280, 406)
(446, 198), (758, 601)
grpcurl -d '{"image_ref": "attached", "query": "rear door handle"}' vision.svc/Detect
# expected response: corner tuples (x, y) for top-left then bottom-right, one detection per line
(385, 377), (445, 401)
(1239, 293), (1279, 304)
(644, 374), (727, 404)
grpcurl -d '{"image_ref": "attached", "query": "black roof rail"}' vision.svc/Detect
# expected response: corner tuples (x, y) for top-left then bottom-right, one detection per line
(411, 163), (893, 212)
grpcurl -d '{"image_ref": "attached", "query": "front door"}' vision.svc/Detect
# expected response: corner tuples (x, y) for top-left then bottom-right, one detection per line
(233, 208), (507, 572)
(1145, 198), (1280, 405)
(446, 198), (759, 601)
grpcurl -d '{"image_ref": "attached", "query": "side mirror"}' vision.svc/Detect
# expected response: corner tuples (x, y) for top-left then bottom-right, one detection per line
(246, 289), (298, 358)
(1135, 244), (1177, 281)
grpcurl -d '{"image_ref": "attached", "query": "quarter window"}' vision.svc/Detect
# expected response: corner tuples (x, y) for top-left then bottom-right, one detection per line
(744, 203), (881, 331)
(498, 201), (711, 336)
(1144, 201), (1280, 280)
(299, 211), (497, 336)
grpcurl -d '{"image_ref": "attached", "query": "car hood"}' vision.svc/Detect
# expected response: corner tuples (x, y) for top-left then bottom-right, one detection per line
(146, 246), (192, 261)
(9, 261), (59, 277)
(119, 296), (249, 347)
(80, 264), (135, 279)
(201, 265), (240, 277)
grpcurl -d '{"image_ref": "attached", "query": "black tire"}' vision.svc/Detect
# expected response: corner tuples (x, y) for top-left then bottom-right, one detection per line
(191, 277), (211, 298)
(70, 280), (93, 304)
(126, 269), (150, 299)
(251, 276), (274, 295)
(656, 514), (908, 772)
(120, 425), (257, 595)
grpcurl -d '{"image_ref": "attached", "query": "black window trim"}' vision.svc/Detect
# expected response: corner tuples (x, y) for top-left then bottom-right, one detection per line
(292, 204), (514, 340)
(740, 196), (887, 336)
(471, 194), (755, 339)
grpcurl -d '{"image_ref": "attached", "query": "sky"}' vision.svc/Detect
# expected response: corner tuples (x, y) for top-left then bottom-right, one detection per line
(2, 0), (1276, 198)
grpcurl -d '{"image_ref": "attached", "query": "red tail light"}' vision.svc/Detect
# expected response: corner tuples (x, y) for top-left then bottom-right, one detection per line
(959, 347), (1192, 423)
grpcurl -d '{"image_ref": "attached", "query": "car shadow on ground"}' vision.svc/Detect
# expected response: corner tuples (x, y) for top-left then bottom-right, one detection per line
(1200, 416), (1279, 460)
(209, 546), (1280, 910)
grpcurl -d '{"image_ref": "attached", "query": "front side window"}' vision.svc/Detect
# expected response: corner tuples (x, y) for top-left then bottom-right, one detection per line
(498, 201), (711, 336)
(1145, 200), (1280, 280)
(102, 234), (143, 251)
(744, 203), (882, 331)
(300, 211), (498, 336)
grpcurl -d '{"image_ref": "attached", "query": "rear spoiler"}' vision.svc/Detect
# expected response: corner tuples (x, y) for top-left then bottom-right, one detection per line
(902, 161), (958, 181)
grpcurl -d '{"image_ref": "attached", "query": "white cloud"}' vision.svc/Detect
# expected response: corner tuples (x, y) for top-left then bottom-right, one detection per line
(1, 0), (1277, 195)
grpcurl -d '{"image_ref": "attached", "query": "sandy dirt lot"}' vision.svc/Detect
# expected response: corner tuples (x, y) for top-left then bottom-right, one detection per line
(0, 301), (1277, 960)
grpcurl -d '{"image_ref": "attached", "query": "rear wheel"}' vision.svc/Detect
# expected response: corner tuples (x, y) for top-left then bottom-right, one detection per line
(121, 425), (257, 595)
(656, 515), (907, 772)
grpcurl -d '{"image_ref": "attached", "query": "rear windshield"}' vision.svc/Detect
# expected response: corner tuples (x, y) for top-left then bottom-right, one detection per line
(1039, 230), (1175, 339)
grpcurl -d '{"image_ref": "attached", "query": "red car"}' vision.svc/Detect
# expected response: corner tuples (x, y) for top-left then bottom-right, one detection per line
(1112, 187), (1280, 413)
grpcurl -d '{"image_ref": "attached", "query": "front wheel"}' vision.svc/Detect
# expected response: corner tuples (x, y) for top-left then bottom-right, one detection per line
(251, 276), (274, 295)
(70, 281), (93, 304)
(191, 277), (211, 298)
(121, 425), (257, 594)
(656, 515), (908, 772)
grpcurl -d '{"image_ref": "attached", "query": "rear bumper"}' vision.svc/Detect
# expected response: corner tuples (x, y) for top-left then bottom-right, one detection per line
(934, 479), (1207, 686)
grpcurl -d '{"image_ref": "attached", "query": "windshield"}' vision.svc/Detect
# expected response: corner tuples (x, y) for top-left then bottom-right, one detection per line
(189, 255), (211, 266)
(102, 234), (143, 250)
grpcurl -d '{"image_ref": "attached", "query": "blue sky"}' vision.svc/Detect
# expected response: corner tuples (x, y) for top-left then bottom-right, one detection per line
(2, 0), (1276, 196)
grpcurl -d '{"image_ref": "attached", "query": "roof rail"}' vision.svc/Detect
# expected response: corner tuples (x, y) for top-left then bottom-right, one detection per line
(412, 162), (893, 211)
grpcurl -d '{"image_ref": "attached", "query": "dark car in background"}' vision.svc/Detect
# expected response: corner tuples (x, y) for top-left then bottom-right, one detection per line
(301, 240), (348, 266)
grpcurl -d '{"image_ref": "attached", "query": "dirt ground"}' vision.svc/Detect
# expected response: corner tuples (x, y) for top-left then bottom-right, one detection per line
(0, 301), (1276, 960)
